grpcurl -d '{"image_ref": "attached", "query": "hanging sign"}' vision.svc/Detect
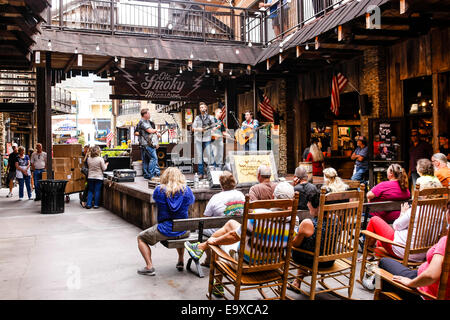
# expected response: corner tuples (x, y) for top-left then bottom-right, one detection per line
(111, 68), (218, 102)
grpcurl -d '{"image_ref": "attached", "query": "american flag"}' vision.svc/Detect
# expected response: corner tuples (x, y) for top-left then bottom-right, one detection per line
(106, 129), (114, 146)
(168, 128), (176, 139)
(218, 100), (226, 121)
(258, 88), (274, 122)
(330, 72), (348, 116)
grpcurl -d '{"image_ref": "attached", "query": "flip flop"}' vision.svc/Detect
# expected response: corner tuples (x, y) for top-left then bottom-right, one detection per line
(176, 261), (184, 271)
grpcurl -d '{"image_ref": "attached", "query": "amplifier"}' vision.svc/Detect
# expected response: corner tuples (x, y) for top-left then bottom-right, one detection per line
(112, 177), (135, 182)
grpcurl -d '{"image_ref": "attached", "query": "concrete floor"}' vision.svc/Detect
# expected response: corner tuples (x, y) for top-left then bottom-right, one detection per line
(0, 186), (373, 300)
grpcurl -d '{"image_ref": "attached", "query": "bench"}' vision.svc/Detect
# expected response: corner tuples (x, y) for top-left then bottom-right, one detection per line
(161, 215), (244, 278)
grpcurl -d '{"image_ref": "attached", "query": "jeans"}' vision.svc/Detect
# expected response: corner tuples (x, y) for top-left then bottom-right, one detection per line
(211, 138), (223, 169)
(33, 169), (45, 199)
(245, 137), (257, 151)
(87, 179), (103, 207)
(194, 140), (211, 175)
(18, 175), (32, 199)
(378, 258), (422, 300)
(351, 166), (368, 183)
(141, 145), (160, 179)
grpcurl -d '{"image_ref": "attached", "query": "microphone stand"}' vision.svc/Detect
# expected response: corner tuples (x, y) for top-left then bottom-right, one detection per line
(229, 110), (241, 128)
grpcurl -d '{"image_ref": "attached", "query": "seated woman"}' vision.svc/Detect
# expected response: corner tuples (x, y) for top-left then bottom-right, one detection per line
(366, 164), (411, 223)
(365, 179), (443, 264)
(416, 158), (442, 187)
(201, 171), (245, 266)
(289, 186), (341, 291)
(306, 137), (325, 177)
(377, 201), (450, 300)
(136, 167), (195, 276)
(322, 167), (348, 193)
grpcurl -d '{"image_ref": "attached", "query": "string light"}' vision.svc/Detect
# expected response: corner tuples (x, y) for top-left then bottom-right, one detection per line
(279, 48), (283, 53)
(229, 69), (232, 75)
(74, 47), (78, 54)
(168, 23), (173, 30)
(148, 63), (153, 70)
(211, 28), (216, 34)
(248, 42), (252, 47)
(96, 44), (100, 51)
(144, 47), (148, 53)
(235, 49), (239, 54)
(207, 67), (210, 74)
(305, 44), (309, 50)
(47, 40), (52, 49)
(190, 52), (194, 59)
(179, 66), (183, 74)
(114, 56), (118, 62)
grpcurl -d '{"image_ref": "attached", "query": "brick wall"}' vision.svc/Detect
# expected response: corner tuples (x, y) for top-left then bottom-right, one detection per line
(360, 47), (388, 138)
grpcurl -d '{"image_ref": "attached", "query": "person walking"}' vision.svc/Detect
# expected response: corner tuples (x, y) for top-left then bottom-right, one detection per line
(30, 143), (47, 201)
(86, 146), (108, 209)
(15, 146), (32, 200)
(305, 137), (325, 176)
(6, 143), (18, 198)
(192, 102), (215, 178)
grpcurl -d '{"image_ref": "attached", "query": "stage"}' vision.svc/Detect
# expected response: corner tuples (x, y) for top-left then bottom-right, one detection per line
(102, 174), (357, 230)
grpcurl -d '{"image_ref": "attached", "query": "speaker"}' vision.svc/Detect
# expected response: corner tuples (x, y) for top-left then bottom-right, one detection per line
(359, 94), (371, 116)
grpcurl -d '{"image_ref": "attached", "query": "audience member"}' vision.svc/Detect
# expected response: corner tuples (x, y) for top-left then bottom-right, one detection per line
(438, 132), (449, 160)
(366, 164), (411, 223)
(415, 158), (441, 187)
(377, 201), (450, 300)
(432, 153), (450, 187)
(350, 136), (369, 183)
(364, 179), (443, 265)
(323, 167), (348, 193)
(293, 166), (318, 210)
(248, 164), (277, 201)
(201, 171), (245, 266)
(137, 167), (195, 276)
(288, 186), (341, 292)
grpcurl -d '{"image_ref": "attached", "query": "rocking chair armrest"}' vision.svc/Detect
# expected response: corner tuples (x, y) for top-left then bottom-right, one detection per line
(374, 268), (435, 299)
(291, 246), (314, 256)
(209, 244), (238, 265)
(361, 230), (406, 249)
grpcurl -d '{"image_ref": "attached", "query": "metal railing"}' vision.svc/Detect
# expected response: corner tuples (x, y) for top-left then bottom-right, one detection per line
(118, 100), (141, 115)
(43, 0), (264, 44)
(52, 87), (74, 114)
(41, 0), (355, 46)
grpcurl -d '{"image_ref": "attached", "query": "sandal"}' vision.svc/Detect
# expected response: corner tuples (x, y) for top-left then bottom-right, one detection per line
(176, 261), (184, 271)
(287, 280), (301, 294)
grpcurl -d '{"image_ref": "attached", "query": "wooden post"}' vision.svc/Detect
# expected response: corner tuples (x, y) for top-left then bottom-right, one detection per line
(110, 0), (115, 35)
(59, 0), (63, 28)
(253, 75), (257, 118)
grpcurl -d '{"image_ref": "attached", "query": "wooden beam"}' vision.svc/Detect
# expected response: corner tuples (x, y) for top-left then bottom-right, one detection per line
(266, 58), (276, 71)
(352, 28), (414, 38)
(96, 57), (115, 75)
(0, 102), (34, 112)
(63, 54), (77, 73)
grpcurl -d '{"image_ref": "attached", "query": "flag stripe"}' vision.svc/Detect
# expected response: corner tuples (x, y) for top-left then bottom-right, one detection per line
(330, 72), (347, 116)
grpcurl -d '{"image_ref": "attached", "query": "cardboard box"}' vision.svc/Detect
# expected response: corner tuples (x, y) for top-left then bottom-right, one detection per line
(72, 168), (83, 180)
(53, 144), (82, 157)
(53, 157), (72, 172)
(71, 156), (84, 169)
(54, 172), (72, 181)
(65, 180), (74, 193)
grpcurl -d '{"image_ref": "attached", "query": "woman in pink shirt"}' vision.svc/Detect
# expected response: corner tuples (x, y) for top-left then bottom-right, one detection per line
(366, 164), (411, 223)
(377, 201), (450, 300)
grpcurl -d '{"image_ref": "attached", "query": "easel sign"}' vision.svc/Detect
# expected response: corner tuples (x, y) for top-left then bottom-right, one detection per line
(226, 150), (279, 187)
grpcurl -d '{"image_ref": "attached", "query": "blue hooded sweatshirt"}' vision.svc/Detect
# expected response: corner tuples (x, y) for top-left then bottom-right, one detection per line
(153, 185), (195, 237)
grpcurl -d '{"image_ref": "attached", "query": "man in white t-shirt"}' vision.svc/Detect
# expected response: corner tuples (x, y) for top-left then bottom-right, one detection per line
(201, 171), (245, 265)
(30, 143), (47, 201)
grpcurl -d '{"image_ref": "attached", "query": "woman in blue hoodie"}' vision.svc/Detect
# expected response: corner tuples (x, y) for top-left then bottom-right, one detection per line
(137, 167), (195, 276)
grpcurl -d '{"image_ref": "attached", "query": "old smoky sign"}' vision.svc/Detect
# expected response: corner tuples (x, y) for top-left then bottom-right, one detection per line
(112, 68), (217, 102)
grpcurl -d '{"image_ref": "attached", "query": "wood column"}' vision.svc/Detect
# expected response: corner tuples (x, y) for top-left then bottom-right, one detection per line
(36, 52), (53, 179)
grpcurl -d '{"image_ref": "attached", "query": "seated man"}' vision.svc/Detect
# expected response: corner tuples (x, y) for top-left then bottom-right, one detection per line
(201, 171), (245, 266)
(248, 164), (277, 201)
(184, 182), (299, 296)
(292, 166), (317, 211)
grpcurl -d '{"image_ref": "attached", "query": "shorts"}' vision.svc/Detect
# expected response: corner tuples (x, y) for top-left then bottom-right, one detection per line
(138, 224), (190, 246)
(7, 170), (16, 183)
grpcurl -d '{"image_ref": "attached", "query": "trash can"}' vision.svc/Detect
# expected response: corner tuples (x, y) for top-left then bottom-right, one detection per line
(39, 179), (68, 214)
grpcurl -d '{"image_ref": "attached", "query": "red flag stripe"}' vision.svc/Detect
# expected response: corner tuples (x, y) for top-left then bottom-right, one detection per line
(259, 93), (274, 122)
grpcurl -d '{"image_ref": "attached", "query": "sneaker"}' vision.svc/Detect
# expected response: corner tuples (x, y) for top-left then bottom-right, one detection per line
(6, 192), (12, 198)
(212, 282), (225, 298)
(18, 198), (23, 201)
(362, 273), (376, 291)
(28, 197), (34, 200)
(184, 241), (204, 260)
(93, 206), (99, 209)
(137, 267), (155, 276)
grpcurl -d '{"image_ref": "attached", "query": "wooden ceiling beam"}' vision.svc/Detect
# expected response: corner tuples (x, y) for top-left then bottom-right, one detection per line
(352, 27), (414, 38)
(95, 57), (115, 75)
(63, 54), (78, 73)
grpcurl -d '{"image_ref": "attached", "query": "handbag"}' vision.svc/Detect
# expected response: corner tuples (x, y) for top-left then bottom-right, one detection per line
(81, 159), (89, 177)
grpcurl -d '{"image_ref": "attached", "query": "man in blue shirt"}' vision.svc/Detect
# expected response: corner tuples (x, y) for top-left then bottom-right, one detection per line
(351, 136), (369, 183)
(241, 111), (259, 151)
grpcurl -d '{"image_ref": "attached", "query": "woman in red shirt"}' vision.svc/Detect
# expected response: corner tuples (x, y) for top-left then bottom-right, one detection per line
(377, 201), (450, 300)
(306, 137), (324, 176)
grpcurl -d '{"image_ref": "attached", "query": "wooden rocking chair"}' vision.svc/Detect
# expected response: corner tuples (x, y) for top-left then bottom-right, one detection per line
(359, 185), (449, 283)
(206, 192), (299, 300)
(287, 185), (365, 300)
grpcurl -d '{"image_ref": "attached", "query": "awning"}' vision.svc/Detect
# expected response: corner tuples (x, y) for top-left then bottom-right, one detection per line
(256, 0), (391, 63)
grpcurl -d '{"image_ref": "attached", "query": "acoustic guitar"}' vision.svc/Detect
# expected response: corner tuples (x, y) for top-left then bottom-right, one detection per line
(235, 123), (269, 146)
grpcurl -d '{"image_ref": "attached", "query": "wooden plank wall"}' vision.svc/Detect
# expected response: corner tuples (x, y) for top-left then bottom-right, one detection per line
(388, 27), (450, 117)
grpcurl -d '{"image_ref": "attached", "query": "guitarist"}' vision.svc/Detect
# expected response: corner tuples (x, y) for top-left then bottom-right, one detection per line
(241, 111), (259, 151)
(211, 107), (232, 170)
(135, 108), (160, 180)
(192, 102), (215, 178)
